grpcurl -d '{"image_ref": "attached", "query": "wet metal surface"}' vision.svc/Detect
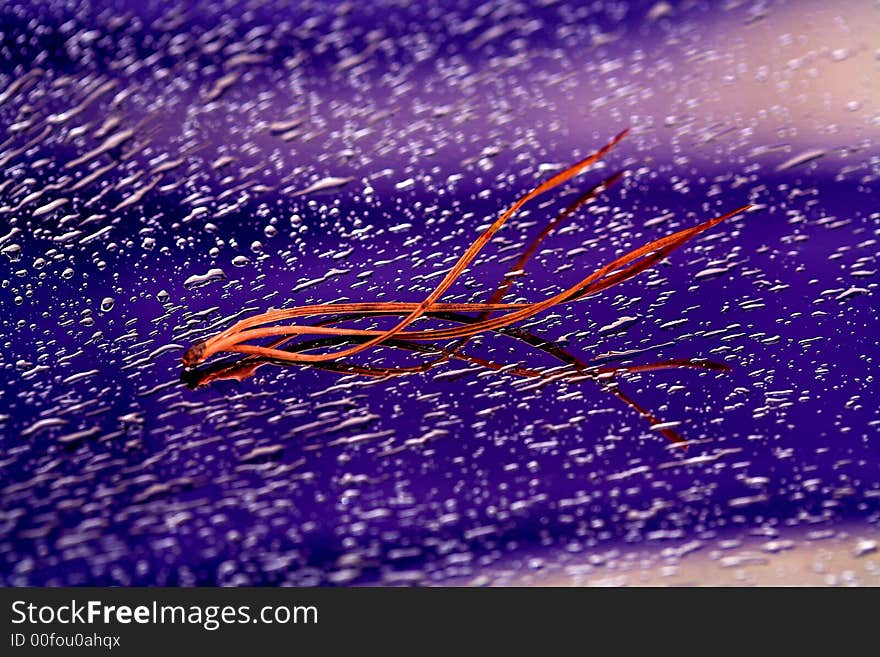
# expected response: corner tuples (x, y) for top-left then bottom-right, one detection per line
(1, 0), (878, 585)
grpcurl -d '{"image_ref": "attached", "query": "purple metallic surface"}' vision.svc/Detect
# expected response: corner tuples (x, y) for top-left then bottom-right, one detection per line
(0, 1), (877, 585)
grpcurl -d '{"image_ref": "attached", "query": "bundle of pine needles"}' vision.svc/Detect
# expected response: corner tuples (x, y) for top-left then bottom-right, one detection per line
(182, 129), (752, 448)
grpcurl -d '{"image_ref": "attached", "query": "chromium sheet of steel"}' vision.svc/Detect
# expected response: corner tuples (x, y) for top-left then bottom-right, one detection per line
(1, 0), (878, 586)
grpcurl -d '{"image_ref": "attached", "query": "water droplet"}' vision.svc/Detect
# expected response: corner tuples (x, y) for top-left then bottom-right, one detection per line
(183, 268), (226, 289)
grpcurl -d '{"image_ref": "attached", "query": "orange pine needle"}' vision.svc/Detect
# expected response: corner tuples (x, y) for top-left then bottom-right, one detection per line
(182, 129), (752, 449)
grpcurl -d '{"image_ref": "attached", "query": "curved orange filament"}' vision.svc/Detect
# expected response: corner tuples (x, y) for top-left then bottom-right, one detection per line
(182, 129), (752, 448)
